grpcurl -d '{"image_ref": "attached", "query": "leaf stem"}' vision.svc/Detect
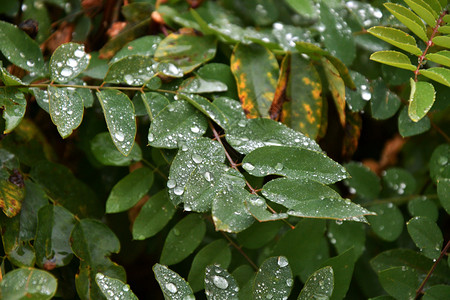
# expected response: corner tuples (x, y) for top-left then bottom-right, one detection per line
(415, 240), (450, 299)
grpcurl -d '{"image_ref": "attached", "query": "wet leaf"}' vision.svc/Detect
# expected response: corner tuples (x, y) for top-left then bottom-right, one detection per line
(328, 221), (366, 260)
(323, 58), (346, 126)
(179, 75), (228, 94)
(205, 265), (239, 299)
(132, 190), (176, 240)
(148, 100), (207, 149)
(48, 86), (84, 138)
(344, 162), (381, 199)
(384, 3), (428, 42)
(382, 168), (416, 196)
(408, 196), (439, 222)
(367, 203), (403, 241)
(35, 205), (75, 269)
(398, 106), (430, 137)
(420, 67), (450, 87)
(160, 214), (206, 266)
(425, 50), (450, 68)
(212, 187), (254, 233)
(197, 63), (238, 99)
(230, 43), (279, 118)
(346, 71), (372, 112)
(105, 56), (157, 85)
(378, 266), (421, 300)
(153, 263), (195, 300)
(179, 93), (229, 129)
(408, 79), (435, 122)
(91, 132), (142, 166)
(188, 239), (231, 292)
(272, 219), (329, 280)
(298, 266), (334, 300)
(242, 146), (349, 184)
(0, 174), (25, 218)
(30, 161), (102, 218)
(19, 181), (48, 241)
(0, 20), (45, 74)
(270, 53), (290, 122)
(0, 267), (57, 299)
(0, 64), (25, 86)
(437, 178), (450, 215)
(96, 90), (137, 156)
(0, 87), (27, 134)
(154, 30), (217, 74)
(407, 216), (443, 260)
(106, 167), (154, 213)
(111, 35), (162, 63)
(96, 273), (137, 300)
(319, 249), (355, 300)
(367, 26), (422, 56)
(49, 43), (90, 83)
(225, 118), (321, 155)
(71, 219), (126, 300)
(370, 51), (417, 71)
(245, 195), (288, 222)
(213, 97), (246, 129)
(320, 3), (356, 65)
(253, 256), (293, 300)
(140, 92), (170, 121)
(429, 144), (450, 182)
(404, 0), (438, 27)
(371, 79), (401, 120)
(285, 0), (315, 17)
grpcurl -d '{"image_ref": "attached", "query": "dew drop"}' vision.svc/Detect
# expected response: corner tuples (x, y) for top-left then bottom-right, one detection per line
(277, 256), (289, 268)
(67, 58), (78, 67)
(26, 60), (35, 67)
(192, 153), (203, 164)
(124, 74), (134, 85)
(165, 283), (178, 294)
(123, 285), (130, 292)
(237, 120), (247, 127)
(174, 187), (184, 195)
(243, 162), (255, 171)
(335, 219), (343, 225)
(190, 126), (200, 133)
(74, 49), (85, 58)
(275, 163), (284, 171)
(438, 156), (448, 165)
(148, 133), (155, 142)
(167, 179), (176, 189)
(212, 275), (229, 289)
(204, 171), (212, 182)
(114, 132), (125, 142)
(61, 68), (73, 77)
(286, 278), (293, 287)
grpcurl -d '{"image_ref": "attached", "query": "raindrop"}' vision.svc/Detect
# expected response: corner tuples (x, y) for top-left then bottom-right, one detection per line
(362, 91), (371, 101)
(124, 74), (134, 85)
(192, 153), (203, 164)
(277, 256), (289, 268)
(190, 126), (200, 133)
(67, 58), (78, 67)
(174, 187), (184, 196)
(237, 120), (247, 127)
(148, 133), (155, 142)
(204, 172), (212, 182)
(26, 60), (35, 67)
(286, 278), (293, 287)
(438, 156), (448, 165)
(335, 219), (343, 225)
(74, 49), (85, 58)
(213, 275), (229, 289)
(61, 68), (73, 77)
(165, 283), (178, 294)
(123, 285), (130, 292)
(114, 132), (125, 142)
(275, 163), (284, 171)
(167, 179), (176, 189)
(243, 162), (255, 171)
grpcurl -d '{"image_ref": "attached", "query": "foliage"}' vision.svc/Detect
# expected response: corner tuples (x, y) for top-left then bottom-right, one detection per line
(0, 0), (449, 299)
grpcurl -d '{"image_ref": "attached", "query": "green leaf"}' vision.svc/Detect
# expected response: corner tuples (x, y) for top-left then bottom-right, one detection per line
(370, 51), (417, 71)
(429, 144), (450, 182)
(253, 256), (293, 300)
(91, 132), (142, 166)
(344, 162), (381, 199)
(154, 31), (217, 74)
(96, 273), (137, 300)
(346, 71), (371, 112)
(242, 146), (349, 184)
(105, 56), (157, 85)
(245, 195), (289, 222)
(272, 219), (329, 281)
(30, 161), (102, 218)
(367, 26), (422, 56)
(432, 35), (450, 48)
(0, 20), (45, 74)
(141, 92), (170, 121)
(408, 79), (435, 122)
(378, 266), (421, 300)
(49, 43), (90, 83)
(111, 35), (162, 63)
(382, 168), (417, 196)
(423, 285), (450, 300)
(211, 187), (254, 233)
(196, 63), (238, 99)
(328, 221), (366, 260)
(407, 216), (443, 260)
(179, 93), (229, 130)
(0, 267), (57, 299)
(320, 3), (356, 65)
(425, 50), (450, 68)
(438, 25), (450, 34)
(284, 0), (315, 17)
(35, 205), (75, 269)
(48, 86), (84, 138)
(384, 3), (428, 42)
(167, 137), (225, 205)
(319, 249), (355, 300)
(96, 90), (137, 156)
(0, 87), (26, 133)
(405, 0), (439, 26)
(148, 100), (207, 149)
(297, 266), (334, 300)
(226, 118), (321, 155)
(367, 203), (404, 241)
(179, 75), (228, 94)
(420, 68), (450, 87)
(424, 0), (444, 14)
(0, 64), (25, 86)
(237, 221), (283, 249)
(153, 263), (195, 299)
(106, 167), (154, 213)
(204, 265), (238, 299)
(188, 239), (231, 292)
(213, 97), (246, 129)
(71, 219), (126, 300)
(132, 190), (176, 240)
(160, 214), (206, 265)
(322, 58), (346, 127)
(408, 196), (439, 222)
(232, 265), (255, 299)
(437, 178), (450, 214)
(230, 43), (279, 118)
(398, 106), (430, 137)
(19, 181), (49, 241)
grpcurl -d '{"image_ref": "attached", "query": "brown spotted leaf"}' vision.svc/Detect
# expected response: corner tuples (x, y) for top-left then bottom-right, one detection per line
(270, 53), (291, 121)
(342, 111), (362, 159)
(230, 43), (279, 118)
(0, 171), (25, 217)
(323, 58), (346, 127)
(282, 53), (323, 139)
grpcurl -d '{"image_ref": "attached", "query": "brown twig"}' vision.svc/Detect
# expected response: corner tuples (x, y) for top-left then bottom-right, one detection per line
(220, 231), (259, 271)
